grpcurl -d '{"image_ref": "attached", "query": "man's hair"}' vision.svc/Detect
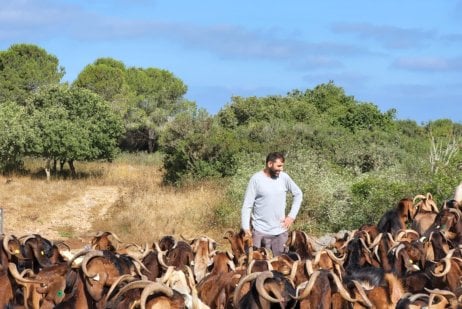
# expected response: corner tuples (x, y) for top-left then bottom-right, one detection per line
(266, 152), (285, 164)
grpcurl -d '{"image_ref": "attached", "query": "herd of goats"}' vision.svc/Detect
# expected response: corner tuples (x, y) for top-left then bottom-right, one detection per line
(1, 186), (462, 308)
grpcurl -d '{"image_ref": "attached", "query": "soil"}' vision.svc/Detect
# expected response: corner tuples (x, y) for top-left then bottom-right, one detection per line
(2, 184), (125, 249)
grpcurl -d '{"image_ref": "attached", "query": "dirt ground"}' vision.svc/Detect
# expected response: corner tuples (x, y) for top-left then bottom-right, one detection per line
(1, 181), (125, 249)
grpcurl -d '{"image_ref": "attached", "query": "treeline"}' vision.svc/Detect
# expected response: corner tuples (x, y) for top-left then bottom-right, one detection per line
(1, 43), (461, 233)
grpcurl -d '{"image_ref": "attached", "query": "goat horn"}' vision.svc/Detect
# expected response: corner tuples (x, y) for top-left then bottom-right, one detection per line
(325, 248), (346, 264)
(8, 263), (42, 284)
(289, 260), (299, 282)
(153, 242), (169, 269)
(413, 194), (427, 204)
(305, 259), (314, 276)
(368, 233), (383, 249)
(2, 234), (15, 259)
(81, 250), (105, 278)
(256, 271), (282, 303)
(431, 249), (455, 277)
(233, 271), (262, 307)
(140, 282), (174, 309)
(351, 280), (374, 308)
(294, 270), (320, 299)
(109, 280), (153, 307)
(329, 271), (358, 303)
(223, 229), (235, 240)
(408, 293), (429, 303)
(104, 274), (137, 303)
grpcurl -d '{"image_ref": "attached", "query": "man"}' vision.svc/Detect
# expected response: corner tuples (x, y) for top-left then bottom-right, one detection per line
(241, 152), (303, 256)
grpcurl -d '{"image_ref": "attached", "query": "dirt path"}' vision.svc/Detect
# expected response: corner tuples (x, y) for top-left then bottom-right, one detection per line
(2, 184), (124, 244)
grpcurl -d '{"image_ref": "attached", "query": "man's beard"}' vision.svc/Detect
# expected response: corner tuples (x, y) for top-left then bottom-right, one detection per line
(269, 168), (280, 178)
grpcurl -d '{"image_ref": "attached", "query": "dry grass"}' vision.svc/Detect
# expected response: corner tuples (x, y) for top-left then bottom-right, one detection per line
(0, 154), (232, 248)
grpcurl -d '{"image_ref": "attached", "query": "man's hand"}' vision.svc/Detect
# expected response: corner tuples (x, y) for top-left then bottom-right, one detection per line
(281, 216), (294, 229)
(244, 229), (252, 239)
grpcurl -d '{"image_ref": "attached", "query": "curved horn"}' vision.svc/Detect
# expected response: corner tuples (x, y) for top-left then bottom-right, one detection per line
(223, 229), (235, 240)
(432, 249), (455, 277)
(368, 233), (383, 250)
(104, 274), (137, 303)
(233, 271), (262, 307)
(140, 282), (174, 309)
(329, 271), (358, 303)
(413, 194), (427, 204)
(256, 271), (282, 303)
(2, 234), (15, 259)
(67, 249), (91, 267)
(408, 293), (429, 303)
(108, 280), (152, 307)
(351, 280), (374, 308)
(153, 242), (169, 269)
(294, 270), (320, 299)
(81, 250), (105, 278)
(289, 260), (299, 283)
(305, 259), (314, 276)
(8, 263), (42, 284)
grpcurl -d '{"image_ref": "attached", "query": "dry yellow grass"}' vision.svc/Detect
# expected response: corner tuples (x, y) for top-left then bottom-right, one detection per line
(0, 154), (233, 248)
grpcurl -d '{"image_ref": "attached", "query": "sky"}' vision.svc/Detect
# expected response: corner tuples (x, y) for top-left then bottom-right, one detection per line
(1, 0), (462, 124)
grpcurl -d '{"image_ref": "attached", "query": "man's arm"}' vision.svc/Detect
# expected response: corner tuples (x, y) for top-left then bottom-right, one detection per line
(286, 175), (303, 220)
(241, 177), (257, 231)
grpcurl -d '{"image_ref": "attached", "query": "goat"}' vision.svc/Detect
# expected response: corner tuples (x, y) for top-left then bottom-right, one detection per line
(345, 268), (404, 309)
(223, 229), (253, 266)
(294, 269), (358, 309)
(156, 236), (194, 271)
(377, 198), (415, 237)
(233, 270), (297, 309)
(412, 193), (439, 236)
(285, 230), (316, 260)
(190, 235), (217, 283)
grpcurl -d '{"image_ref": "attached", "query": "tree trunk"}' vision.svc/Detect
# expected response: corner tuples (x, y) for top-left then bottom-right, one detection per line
(148, 128), (156, 153)
(45, 159), (51, 182)
(68, 160), (76, 178)
(60, 160), (66, 172)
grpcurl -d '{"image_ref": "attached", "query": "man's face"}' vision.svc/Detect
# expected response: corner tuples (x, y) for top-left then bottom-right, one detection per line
(267, 158), (284, 178)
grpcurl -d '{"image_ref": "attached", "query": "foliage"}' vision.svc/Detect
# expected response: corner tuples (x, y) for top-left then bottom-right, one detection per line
(160, 109), (242, 184)
(0, 101), (39, 173)
(0, 44), (64, 104)
(73, 59), (129, 102)
(28, 85), (124, 165)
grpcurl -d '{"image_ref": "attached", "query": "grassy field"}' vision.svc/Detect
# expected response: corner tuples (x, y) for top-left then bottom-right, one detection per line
(0, 153), (233, 248)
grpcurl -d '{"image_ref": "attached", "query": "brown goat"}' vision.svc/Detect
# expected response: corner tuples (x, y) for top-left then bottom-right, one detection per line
(412, 193), (439, 236)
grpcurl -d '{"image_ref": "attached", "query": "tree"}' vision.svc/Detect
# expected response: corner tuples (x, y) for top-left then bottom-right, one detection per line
(124, 67), (189, 152)
(0, 101), (38, 173)
(0, 44), (64, 104)
(160, 108), (241, 184)
(28, 85), (124, 178)
(74, 60), (189, 152)
(73, 58), (129, 103)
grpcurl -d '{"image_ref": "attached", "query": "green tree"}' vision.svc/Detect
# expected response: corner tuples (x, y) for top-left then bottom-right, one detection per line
(0, 44), (64, 104)
(73, 58), (129, 103)
(125, 67), (189, 152)
(0, 101), (38, 173)
(28, 85), (124, 177)
(160, 108), (241, 184)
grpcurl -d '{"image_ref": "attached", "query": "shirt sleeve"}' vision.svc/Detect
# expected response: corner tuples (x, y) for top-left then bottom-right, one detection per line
(241, 176), (257, 231)
(286, 174), (303, 219)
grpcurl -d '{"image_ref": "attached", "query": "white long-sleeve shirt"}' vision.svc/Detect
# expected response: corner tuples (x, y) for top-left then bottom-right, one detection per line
(241, 171), (303, 235)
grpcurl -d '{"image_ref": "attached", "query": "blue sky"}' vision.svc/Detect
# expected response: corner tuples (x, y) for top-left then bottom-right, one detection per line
(1, 0), (461, 124)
